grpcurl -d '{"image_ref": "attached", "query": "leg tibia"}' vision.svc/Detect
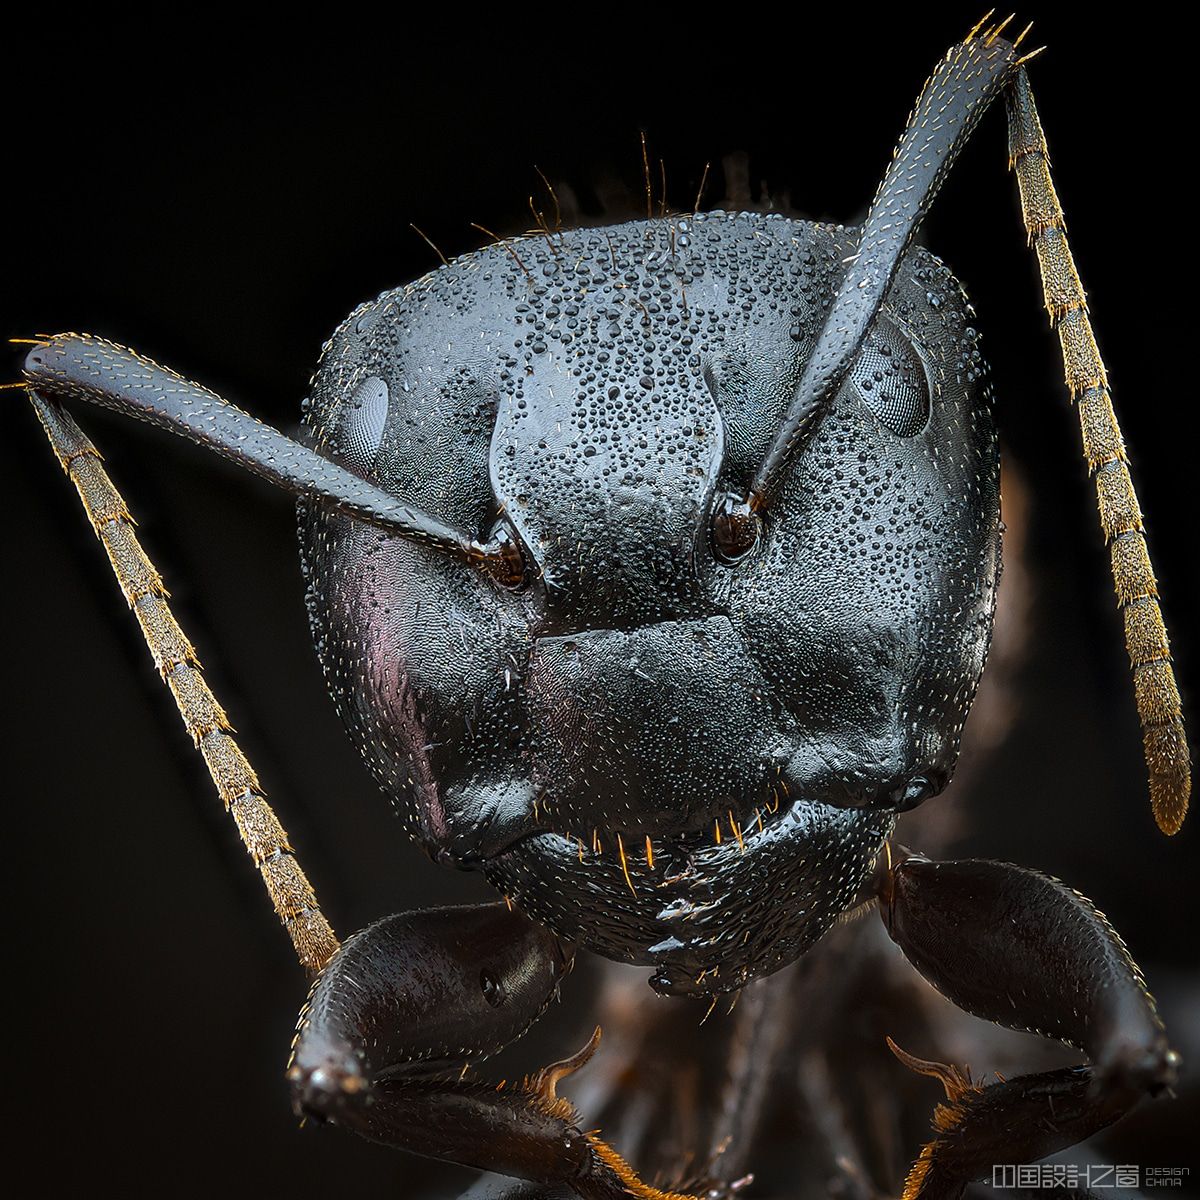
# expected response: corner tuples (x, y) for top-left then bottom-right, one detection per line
(897, 1059), (1131, 1200)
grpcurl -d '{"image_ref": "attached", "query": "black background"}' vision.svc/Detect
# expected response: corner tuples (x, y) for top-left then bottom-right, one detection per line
(2, 8), (1195, 1196)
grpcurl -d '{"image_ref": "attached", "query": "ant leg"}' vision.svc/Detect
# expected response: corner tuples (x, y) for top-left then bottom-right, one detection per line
(877, 853), (1176, 1198)
(289, 903), (700, 1200)
(28, 392), (339, 973)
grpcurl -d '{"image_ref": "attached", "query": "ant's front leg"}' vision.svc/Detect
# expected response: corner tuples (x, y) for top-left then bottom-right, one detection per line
(877, 852), (1177, 1199)
(289, 901), (697, 1200)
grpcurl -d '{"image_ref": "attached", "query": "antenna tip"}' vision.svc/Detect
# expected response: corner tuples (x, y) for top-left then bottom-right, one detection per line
(1151, 771), (1190, 836)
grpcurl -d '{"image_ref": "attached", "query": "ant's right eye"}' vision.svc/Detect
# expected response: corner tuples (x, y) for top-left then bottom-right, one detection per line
(850, 319), (930, 438)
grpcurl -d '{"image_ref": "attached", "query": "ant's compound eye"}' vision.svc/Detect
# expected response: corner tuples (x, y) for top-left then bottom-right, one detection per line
(483, 521), (528, 591)
(480, 968), (505, 1007)
(850, 320), (930, 438)
(712, 493), (761, 564)
(337, 376), (389, 477)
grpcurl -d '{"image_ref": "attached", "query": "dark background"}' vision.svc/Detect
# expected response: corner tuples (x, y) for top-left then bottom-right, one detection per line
(2, 8), (1194, 1196)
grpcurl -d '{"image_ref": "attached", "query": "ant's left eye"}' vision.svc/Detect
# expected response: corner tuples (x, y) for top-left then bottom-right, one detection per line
(337, 375), (390, 476)
(850, 320), (930, 437)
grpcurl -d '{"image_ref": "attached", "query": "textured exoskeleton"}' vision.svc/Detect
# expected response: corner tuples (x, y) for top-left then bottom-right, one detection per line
(301, 212), (995, 996)
(16, 19), (1188, 1200)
